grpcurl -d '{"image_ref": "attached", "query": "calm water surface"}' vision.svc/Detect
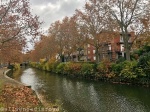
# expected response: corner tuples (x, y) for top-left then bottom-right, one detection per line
(11, 68), (150, 112)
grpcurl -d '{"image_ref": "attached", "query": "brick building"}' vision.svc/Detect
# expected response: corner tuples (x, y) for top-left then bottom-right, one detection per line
(64, 32), (135, 62)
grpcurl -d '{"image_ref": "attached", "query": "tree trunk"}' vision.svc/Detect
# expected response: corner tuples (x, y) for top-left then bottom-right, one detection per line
(78, 50), (81, 61)
(95, 47), (100, 63)
(121, 27), (131, 61)
(125, 46), (131, 61)
(60, 55), (64, 62)
(123, 34), (131, 61)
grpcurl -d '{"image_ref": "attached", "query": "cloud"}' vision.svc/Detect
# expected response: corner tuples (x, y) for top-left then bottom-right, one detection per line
(30, 0), (85, 33)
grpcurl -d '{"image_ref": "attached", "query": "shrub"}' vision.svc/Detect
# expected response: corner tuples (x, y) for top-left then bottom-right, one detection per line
(119, 61), (137, 79)
(116, 57), (126, 63)
(63, 62), (73, 75)
(48, 58), (59, 72)
(63, 62), (82, 76)
(42, 63), (47, 71)
(111, 62), (123, 76)
(56, 63), (66, 74)
(97, 62), (108, 74)
(134, 67), (146, 77)
(39, 58), (47, 64)
(138, 52), (150, 67)
(37, 63), (42, 70)
(29, 62), (37, 68)
(97, 59), (111, 73)
(13, 63), (20, 70)
(137, 44), (150, 56)
(111, 61), (138, 77)
(44, 62), (50, 71)
(81, 63), (95, 77)
(137, 51), (150, 77)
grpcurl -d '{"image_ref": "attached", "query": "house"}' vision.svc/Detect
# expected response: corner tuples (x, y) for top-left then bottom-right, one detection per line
(85, 32), (135, 62)
(113, 32), (135, 60)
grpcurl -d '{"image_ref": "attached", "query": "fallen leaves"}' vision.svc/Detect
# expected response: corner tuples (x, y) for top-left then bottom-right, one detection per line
(0, 84), (41, 112)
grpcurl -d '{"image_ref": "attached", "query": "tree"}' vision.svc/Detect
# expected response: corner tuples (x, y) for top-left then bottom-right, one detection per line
(0, 0), (41, 63)
(48, 16), (88, 62)
(60, 16), (87, 61)
(57, 17), (75, 61)
(48, 16), (77, 62)
(0, 40), (23, 63)
(48, 20), (66, 62)
(28, 35), (56, 62)
(76, 0), (112, 63)
(71, 15), (88, 61)
(108, 0), (150, 60)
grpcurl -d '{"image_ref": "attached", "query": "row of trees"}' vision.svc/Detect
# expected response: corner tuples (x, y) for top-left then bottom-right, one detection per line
(0, 0), (41, 64)
(31, 0), (150, 63)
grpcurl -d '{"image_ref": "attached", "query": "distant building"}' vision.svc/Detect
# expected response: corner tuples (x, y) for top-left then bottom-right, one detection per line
(64, 32), (135, 62)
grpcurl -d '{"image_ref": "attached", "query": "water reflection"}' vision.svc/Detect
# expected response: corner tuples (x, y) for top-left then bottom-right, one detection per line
(13, 68), (150, 112)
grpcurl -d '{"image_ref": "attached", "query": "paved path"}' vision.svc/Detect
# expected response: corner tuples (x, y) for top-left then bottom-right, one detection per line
(0, 68), (28, 89)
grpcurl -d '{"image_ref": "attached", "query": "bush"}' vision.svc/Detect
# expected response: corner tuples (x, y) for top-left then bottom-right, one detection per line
(64, 62), (82, 76)
(56, 63), (66, 74)
(111, 62), (124, 76)
(37, 63), (42, 70)
(81, 63), (95, 77)
(48, 58), (59, 72)
(138, 52), (150, 67)
(119, 61), (137, 79)
(56, 62), (95, 77)
(137, 51), (150, 77)
(97, 62), (109, 74)
(111, 61), (138, 79)
(134, 67), (146, 77)
(42, 63), (47, 71)
(44, 62), (50, 71)
(13, 63), (20, 70)
(39, 58), (47, 64)
(116, 57), (126, 63)
(29, 62), (37, 68)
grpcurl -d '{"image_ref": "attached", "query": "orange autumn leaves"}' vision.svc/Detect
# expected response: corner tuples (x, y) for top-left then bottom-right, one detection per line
(0, 84), (41, 110)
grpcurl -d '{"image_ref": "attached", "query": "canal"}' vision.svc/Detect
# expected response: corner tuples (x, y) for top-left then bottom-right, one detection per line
(10, 68), (150, 112)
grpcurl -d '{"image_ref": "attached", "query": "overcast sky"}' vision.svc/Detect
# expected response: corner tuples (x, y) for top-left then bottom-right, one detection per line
(30, 0), (86, 34)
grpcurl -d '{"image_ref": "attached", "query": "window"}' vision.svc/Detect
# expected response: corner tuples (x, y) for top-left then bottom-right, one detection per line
(120, 36), (123, 42)
(108, 45), (111, 50)
(88, 51), (90, 54)
(94, 56), (96, 60)
(93, 50), (96, 54)
(121, 44), (124, 52)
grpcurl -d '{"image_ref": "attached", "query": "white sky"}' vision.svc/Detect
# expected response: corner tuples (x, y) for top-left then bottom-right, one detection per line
(30, 0), (86, 34)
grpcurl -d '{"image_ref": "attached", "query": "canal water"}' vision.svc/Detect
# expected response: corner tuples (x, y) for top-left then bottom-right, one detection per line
(11, 68), (150, 112)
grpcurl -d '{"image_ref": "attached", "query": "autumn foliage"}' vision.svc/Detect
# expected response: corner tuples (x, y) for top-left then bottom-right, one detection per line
(0, 84), (41, 111)
(0, 0), (41, 64)
(27, 0), (150, 64)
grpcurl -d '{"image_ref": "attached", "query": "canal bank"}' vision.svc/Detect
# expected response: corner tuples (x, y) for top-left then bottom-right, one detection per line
(0, 68), (26, 86)
(12, 67), (150, 112)
(0, 68), (59, 112)
(29, 60), (150, 87)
